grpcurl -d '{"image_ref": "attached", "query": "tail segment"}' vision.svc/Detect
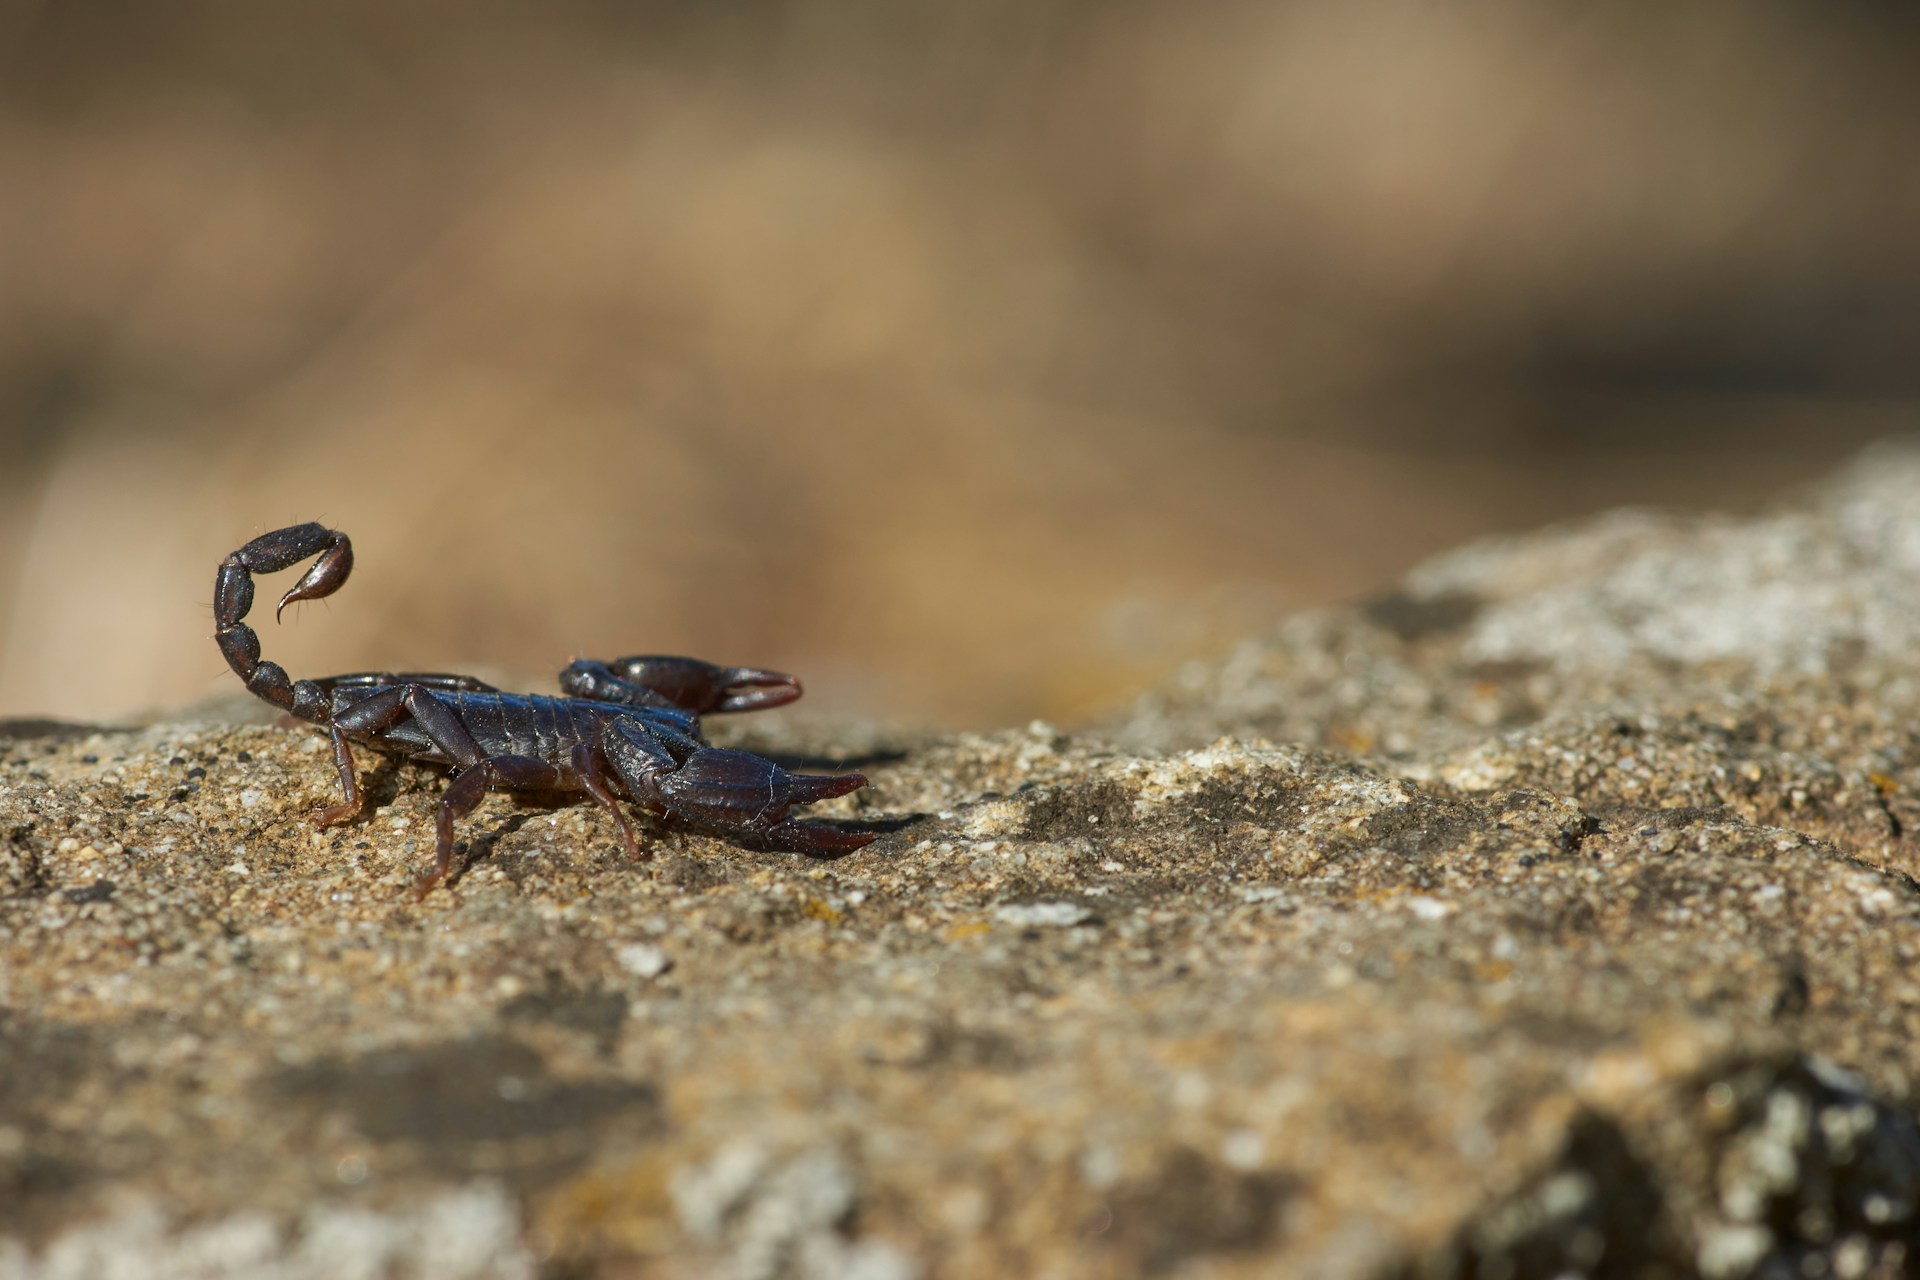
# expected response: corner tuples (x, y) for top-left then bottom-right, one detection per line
(213, 523), (352, 721)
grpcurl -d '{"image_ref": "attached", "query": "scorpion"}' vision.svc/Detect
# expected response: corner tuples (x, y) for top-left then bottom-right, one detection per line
(214, 522), (876, 892)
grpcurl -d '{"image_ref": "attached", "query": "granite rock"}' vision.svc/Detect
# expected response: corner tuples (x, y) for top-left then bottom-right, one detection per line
(4, 444), (1920, 1278)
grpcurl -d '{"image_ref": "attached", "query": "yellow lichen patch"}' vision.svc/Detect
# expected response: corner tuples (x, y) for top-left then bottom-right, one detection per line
(534, 1156), (679, 1260)
(1330, 726), (1376, 754)
(945, 920), (992, 941)
(802, 896), (843, 925)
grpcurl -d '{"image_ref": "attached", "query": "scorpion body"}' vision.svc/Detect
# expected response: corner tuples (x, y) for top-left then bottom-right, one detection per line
(214, 522), (874, 891)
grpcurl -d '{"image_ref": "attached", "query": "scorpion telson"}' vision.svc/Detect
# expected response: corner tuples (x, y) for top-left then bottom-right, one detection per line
(214, 522), (876, 893)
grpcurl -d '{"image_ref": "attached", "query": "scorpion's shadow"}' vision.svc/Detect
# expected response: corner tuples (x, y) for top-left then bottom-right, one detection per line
(448, 811), (541, 885)
(739, 745), (909, 774)
(344, 754), (540, 887)
(450, 803), (923, 881)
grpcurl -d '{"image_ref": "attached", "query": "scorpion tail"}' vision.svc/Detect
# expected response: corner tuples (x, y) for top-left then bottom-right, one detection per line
(213, 522), (353, 720)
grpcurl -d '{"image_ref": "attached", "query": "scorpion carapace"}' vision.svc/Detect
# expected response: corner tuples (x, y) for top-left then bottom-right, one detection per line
(215, 522), (876, 892)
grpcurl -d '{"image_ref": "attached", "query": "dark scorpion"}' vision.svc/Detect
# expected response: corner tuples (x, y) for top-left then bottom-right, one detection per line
(214, 522), (875, 892)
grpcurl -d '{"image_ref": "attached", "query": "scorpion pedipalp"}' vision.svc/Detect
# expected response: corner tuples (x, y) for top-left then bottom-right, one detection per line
(559, 655), (805, 715)
(603, 735), (873, 855)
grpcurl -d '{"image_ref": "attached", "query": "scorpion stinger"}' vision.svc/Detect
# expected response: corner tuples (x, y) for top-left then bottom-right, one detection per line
(214, 522), (880, 893)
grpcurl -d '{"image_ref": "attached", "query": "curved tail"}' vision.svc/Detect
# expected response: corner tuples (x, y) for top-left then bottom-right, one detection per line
(213, 522), (353, 721)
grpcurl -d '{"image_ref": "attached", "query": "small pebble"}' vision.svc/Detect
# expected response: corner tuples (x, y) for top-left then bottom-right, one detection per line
(616, 943), (673, 979)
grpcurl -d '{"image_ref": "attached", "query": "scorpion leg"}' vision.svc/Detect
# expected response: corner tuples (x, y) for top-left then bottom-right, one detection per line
(316, 725), (365, 827)
(309, 685), (416, 827)
(559, 656), (803, 715)
(307, 680), (490, 828)
(357, 685), (493, 890)
(569, 740), (644, 860)
(421, 755), (564, 895)
(603, 720), (874, 855)
(319, 683), (539, 891)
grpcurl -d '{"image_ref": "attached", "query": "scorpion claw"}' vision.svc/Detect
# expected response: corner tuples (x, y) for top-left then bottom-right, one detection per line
(646, 748), (874, 853)
(757, 818), (880, 855)
(708, 667), (806, 714)
(781, 770), (868, 804)
(561, 655), (804, 714)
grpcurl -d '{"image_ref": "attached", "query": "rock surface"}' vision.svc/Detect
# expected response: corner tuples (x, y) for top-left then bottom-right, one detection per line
(5, 444), (1920, 1278)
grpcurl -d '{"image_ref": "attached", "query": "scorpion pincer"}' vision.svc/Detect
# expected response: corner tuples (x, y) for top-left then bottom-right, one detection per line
(213, 522), (876, 893)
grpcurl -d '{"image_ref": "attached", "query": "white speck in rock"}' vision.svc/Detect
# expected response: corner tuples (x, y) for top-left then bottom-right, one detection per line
(1698, 1223), (1773, 1277)
(1079, 1144), (1123, 1190)
(1221, 1129), (1265, 1171)
(616, 943), (672, 979)
(995, 902), (1093, 928)
(1172, 1071), (1211, 1109)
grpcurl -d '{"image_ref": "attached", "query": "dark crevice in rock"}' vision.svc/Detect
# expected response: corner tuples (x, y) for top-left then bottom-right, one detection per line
(1020, 779), (1140, 842)
(270, 1034), (661, 1186)
(500, 982), (631, 1046)
(1363, 590), (1486, 643)
(1092, 1146), (1299, 1274)
(1384, 1110), (1675, 1280)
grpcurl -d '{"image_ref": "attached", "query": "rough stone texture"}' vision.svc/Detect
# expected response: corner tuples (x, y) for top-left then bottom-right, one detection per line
(5, 442), (1920, 1278)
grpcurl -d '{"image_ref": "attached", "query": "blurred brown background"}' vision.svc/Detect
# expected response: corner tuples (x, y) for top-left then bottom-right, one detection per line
(2, 0), (1916, 728)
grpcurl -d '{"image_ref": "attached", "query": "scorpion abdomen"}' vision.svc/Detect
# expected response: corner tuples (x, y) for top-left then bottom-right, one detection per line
(336, 688), (705, 774)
